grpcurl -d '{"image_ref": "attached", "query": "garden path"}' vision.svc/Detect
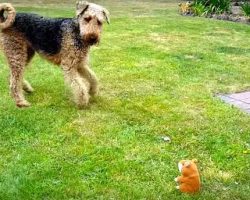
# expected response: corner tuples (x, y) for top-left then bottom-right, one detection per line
(219, 91), (250, 114)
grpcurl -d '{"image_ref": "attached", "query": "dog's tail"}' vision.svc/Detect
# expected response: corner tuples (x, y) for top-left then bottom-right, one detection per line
(0, 3), (16, 30)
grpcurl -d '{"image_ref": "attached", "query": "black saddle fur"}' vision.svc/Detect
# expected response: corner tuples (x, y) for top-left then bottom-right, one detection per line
(12, 13), (83, 55)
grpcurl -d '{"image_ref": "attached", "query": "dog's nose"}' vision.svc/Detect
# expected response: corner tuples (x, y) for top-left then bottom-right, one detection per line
(88, 34), (98, 44)
(90, 37), (97, 43)
(89, 34), (96, 40)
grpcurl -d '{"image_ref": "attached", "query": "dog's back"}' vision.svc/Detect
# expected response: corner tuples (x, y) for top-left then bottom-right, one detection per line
(9, 13), (74, 55)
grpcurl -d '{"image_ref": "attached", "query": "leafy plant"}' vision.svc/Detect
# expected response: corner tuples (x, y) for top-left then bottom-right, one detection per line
(192, 2), (207, 16)
(194, 0), (231, 14)
(241, 2), (250, 17)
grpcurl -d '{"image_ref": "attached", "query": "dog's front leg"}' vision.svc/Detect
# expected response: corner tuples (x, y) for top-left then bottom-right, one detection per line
(78, 64), (99, 96)
(62, 62), (90, 108)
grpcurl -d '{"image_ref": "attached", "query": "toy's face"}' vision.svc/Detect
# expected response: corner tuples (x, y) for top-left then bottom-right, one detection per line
(178, 159), (198, 175)
(178, 160), (190, 172)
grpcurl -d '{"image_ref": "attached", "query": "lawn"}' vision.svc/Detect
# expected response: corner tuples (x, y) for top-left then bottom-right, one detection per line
(0, 0), (250, 199)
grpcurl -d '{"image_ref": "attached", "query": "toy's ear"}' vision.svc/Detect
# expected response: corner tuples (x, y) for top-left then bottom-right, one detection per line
(179, 160), (185, 165)
(192, 159), (198, 163)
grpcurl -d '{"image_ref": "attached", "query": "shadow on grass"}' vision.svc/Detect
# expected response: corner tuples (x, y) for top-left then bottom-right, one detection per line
(217, 46), (250, 55)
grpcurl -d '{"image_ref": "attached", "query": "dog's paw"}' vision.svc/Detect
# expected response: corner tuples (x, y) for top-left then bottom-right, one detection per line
(23, 80), (34, 93)
(89, 85), (99, 96)
(16, 100), (31, 108)
(176, 186), (180, 190)
(23, 86), (34, 93)
(174, 178), (178, 182)
(76, 96), (90, 109)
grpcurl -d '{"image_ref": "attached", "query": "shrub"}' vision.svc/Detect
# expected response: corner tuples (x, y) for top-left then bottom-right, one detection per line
(194, 0), (231, 14)
(192, 2), (207, 16)
(241, 2), (250, 17)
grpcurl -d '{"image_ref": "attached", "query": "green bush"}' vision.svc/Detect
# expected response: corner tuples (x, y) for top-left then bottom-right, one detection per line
(241, 2), (250, 17)
(194, 0), (231, 14)
(192, 2), (207, 16)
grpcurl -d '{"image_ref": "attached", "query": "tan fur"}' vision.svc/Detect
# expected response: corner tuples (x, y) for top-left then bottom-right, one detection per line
(2, 30), (31, 107)
(175, 159), (201, 193)
(0, 1), (109, 108)
(0, 3), (16, 29)
(42, 53), (62, 66)
(178, 1), (193, 15)
(60, 31), (91, 107)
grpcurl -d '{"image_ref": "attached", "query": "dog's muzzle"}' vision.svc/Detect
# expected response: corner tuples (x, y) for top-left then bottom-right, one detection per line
(85, 34), (99, 45)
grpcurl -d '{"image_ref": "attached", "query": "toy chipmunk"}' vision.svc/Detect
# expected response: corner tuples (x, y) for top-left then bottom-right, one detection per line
(174, 159), (201, 193)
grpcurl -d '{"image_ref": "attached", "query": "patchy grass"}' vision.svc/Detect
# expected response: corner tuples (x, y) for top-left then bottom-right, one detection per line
(0, 0), (250, 199)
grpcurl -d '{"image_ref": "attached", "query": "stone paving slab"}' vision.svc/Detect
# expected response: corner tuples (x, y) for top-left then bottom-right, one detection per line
(218, 91), (250, 114)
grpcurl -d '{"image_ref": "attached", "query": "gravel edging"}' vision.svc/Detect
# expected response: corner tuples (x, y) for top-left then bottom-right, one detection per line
(206, 13), (250, 25)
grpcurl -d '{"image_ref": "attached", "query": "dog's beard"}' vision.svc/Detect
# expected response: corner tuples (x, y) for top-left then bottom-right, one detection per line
(82, 32), (100, 46)
(86, 38), (99, 46)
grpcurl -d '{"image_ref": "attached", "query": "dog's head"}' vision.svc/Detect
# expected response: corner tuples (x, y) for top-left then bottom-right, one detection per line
(178, 1), (192, 15)
(76, 1), (110, 45)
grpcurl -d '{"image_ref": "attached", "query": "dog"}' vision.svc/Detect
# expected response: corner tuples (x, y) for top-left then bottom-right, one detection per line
(178, 1), (193, 15)
(0, 1), (110, 108)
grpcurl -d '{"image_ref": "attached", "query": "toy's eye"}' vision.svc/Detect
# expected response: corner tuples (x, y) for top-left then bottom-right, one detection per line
(84, 17), (92, 22)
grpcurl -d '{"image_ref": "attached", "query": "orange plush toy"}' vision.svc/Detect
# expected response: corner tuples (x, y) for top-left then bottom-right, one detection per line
(174, 159), (201, 193)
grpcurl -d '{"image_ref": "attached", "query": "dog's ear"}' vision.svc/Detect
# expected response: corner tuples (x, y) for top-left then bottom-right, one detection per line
(102, 8), (110, 24)
(76, 1), (89, 17)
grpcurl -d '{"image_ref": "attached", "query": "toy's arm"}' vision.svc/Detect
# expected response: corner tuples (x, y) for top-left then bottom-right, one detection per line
(175, 176), (189, 183)
(175, 176), (182, 183)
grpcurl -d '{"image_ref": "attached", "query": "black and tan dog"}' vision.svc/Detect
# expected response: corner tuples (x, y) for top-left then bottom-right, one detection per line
(0, 1), (109, 108)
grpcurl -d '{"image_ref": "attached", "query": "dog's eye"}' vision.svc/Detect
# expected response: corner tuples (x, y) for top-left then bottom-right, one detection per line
(97, 20), (102, 26)
(84, 17), (92, 22)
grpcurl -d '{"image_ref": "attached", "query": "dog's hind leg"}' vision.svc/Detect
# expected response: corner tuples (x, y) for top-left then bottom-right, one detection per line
(3, 36), (30, 107)
(78, 64), (99, 96)
(23, 47), (35, 93)
(9, 57), (30, 107)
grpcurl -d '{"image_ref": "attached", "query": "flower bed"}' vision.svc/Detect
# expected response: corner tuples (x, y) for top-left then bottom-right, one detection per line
(179, 1), (250, 25)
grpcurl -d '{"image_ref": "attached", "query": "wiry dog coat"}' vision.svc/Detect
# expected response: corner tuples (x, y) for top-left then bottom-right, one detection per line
(0, 1), (110, 108)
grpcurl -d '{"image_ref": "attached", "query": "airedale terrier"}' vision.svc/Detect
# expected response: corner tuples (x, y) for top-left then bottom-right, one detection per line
(0, 1), (110, 108)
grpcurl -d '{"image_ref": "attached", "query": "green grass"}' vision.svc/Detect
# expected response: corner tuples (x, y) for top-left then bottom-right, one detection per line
(0, 0), (250, 199)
